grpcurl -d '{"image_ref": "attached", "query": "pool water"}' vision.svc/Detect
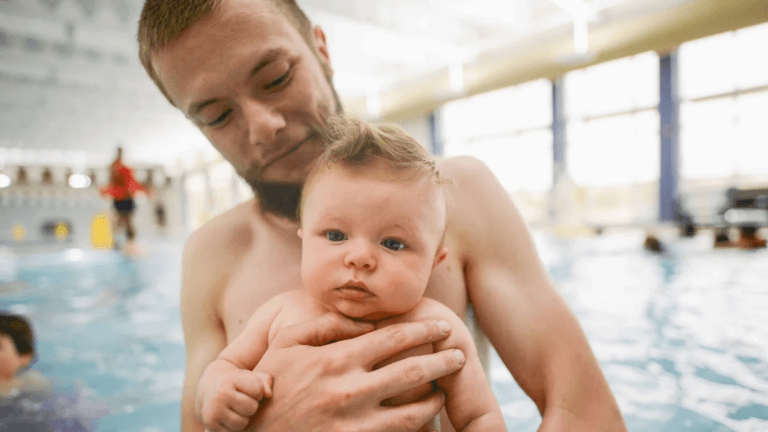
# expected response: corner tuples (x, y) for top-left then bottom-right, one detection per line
(491, 230), (768, 432)
(0, 242), (186, 431)
(1, 231), (767, 431)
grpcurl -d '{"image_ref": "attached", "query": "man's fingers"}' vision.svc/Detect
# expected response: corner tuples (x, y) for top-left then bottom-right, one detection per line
(335, 320), (452, 367)
(369, 348), (465, 402)
(359, 390), (446, 432)
(271, 312), (374, 348)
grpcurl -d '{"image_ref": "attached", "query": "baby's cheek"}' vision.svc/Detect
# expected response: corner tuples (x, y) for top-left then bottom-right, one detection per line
(304, 259), (333, 289)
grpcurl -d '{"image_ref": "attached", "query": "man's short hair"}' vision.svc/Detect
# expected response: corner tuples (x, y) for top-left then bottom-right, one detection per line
(138, 0), (314, 105)
(0, 313), (36, 357)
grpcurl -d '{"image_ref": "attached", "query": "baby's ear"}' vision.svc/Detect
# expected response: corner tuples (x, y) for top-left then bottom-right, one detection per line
(433, 247), (448, 268)
(297, 228), (303, 239)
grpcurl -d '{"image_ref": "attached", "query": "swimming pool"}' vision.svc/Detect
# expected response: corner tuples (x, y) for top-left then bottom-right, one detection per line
(0, 242), (186, 431)
(1, 231), (766, 431)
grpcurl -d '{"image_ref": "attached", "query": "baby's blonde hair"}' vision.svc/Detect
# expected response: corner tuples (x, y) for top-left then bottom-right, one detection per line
(300, 115), (445, 217)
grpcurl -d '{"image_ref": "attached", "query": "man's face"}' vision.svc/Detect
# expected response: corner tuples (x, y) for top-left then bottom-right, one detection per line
(299, 161), (447, 321)
(152, 0), (339, 214)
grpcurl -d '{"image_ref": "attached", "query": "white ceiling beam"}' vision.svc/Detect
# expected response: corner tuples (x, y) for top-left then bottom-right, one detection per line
(306, 8), (469, 63)
(0, 12), (135, 57)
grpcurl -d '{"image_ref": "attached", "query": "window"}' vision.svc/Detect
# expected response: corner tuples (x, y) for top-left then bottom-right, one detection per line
(442, 79), (553, 193)
(679, 22), (768, 183)
(565, 52), (660, 188)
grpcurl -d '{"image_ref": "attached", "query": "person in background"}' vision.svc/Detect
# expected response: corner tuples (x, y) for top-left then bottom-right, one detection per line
(196, 116), (505, 432)
(0, 313), (51, 400)
(100, 147), (151, 251)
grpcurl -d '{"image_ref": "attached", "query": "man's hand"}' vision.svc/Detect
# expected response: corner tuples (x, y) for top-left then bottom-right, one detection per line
(249, 313), (465, 432)
(197, 366), (272, 432)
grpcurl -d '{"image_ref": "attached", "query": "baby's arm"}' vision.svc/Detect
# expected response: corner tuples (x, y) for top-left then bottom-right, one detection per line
(423, 300), (506, 431)
(195, 295), (285, 432)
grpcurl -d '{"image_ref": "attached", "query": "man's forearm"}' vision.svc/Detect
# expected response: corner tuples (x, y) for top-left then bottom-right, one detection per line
(538, 392), (626, 432)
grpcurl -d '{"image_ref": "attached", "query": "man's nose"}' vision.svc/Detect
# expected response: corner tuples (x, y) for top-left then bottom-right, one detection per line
(344, 241), (377, 271)
(241, 99), (286, 148)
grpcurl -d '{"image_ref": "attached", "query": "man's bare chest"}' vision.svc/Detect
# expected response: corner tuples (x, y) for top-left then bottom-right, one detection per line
(220, 237), (303, 341)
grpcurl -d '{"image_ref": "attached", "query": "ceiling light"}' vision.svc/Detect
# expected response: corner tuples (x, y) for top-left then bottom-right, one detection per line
(68, 173), (91, 189)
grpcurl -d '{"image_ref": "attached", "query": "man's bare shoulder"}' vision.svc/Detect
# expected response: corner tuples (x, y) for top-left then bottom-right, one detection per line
(435, 155), (491, 184)
(184, 199), (259, 263)
(442, 155), (511, 199)
(435, 156), (513, 233)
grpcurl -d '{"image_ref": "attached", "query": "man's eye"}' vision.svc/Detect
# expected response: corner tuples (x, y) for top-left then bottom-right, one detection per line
(207, 110), (232, 127)
(381, 239), (405, 251)
(263, 72), (289, 90)
(326, 231), (346, 242)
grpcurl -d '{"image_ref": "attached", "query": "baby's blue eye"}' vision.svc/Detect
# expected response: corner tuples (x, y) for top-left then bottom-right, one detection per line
(326, 231), (346, 242)
(381, 238), (405, 251)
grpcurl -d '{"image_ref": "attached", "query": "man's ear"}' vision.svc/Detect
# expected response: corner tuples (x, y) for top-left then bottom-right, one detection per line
(312, 26), (333, 77)
(297, 228), (303, 239)
(433, 247), (448, 269)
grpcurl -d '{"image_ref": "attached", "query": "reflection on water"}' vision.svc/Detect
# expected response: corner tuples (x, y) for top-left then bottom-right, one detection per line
(492, 230), (768, 432)
(1, 232), (767, 431)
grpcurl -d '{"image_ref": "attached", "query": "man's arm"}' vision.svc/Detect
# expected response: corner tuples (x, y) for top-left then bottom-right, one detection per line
(180, 226), (232, 432)
(443, 157), (627, 432)
(421, 301), (505, 431)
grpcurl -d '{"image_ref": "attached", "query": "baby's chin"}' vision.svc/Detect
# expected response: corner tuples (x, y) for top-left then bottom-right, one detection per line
(339, 309), (397, 323)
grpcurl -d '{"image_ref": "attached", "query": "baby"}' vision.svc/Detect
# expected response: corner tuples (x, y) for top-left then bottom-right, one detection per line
(0, 313), (51, 400)
(196, 116), (506, 432)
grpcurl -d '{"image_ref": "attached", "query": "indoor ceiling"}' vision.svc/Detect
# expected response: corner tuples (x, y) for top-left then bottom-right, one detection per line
(0, 0), (766, 171)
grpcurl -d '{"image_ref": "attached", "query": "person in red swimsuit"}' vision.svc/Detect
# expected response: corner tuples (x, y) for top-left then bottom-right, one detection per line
(100, 147), (150, 248)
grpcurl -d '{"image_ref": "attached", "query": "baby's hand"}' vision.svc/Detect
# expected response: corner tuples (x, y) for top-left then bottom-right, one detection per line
(199, 369), (272, 432)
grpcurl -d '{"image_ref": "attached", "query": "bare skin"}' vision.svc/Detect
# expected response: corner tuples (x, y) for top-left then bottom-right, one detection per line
(196, 161), (505, 432)
(149, 0), (627, 431)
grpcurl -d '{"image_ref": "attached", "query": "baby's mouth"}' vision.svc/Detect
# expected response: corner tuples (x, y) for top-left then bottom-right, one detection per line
(336, 282), (374, 300)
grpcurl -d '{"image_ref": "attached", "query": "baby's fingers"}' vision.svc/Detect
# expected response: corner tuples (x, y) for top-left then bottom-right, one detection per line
(238, 371), (273, 399)
(213, 409), (250, 432)
(228, 391), (261, 418)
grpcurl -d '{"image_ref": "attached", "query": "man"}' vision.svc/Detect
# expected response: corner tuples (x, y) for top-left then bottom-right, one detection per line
(138, 1), (627, 431)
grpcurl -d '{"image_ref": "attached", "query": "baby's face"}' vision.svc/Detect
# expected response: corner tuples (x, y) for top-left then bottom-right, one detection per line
(0, 334), (30, 381)
(299, 161), (447, 321)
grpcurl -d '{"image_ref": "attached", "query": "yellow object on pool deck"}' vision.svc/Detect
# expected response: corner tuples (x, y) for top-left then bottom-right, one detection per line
(91, 213), (113, 249)
(54, 223), (69, 240)
(12, 224), (26, 242)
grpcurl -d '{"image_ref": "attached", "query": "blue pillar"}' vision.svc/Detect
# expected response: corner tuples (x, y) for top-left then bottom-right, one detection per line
(659, 51), (679, 222)
(428, 110), (444, 156)
(552, 78), (566, 183)
(551, 78), (566, 221)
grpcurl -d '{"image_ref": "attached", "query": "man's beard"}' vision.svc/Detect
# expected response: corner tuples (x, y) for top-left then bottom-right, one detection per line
(249, 180), (304, 220)
(243, 67), (342, 221)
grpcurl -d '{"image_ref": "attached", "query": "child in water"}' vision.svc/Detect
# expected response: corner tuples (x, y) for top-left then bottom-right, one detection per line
(0, 313), (51, 400)
(196, 116), (505, 432)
